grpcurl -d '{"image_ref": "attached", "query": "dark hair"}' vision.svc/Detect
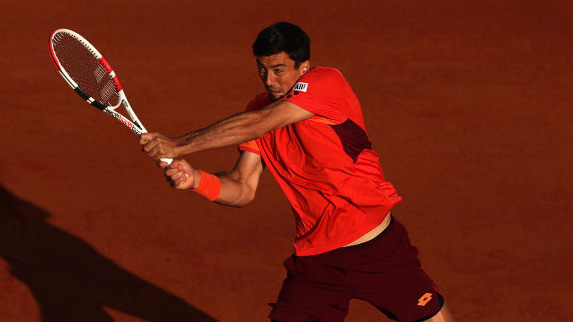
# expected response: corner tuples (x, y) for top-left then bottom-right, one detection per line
(252, 22), (310, 68)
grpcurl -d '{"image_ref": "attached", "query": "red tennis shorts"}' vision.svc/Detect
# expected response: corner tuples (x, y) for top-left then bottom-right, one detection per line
(269, 218), (444, 322)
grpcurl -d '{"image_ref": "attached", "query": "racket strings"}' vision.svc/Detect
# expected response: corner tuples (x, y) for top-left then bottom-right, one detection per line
(52, 32), (121, 107)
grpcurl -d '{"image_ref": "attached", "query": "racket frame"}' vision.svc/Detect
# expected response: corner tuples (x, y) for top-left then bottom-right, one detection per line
(49, 29), (172, 163)
(49, 29), (147, 135)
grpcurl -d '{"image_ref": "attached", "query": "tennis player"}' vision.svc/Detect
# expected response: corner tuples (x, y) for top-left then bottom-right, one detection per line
(141, 22), (455, 322)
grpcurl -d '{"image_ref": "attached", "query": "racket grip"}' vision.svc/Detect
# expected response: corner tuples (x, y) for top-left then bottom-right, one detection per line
(160, 158), (173, 165)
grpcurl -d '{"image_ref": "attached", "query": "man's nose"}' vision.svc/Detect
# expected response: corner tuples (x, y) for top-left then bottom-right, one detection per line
(265, 73), (276, 86)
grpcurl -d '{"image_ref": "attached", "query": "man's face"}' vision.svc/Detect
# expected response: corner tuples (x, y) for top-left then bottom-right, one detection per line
(256, 52), (309, 100)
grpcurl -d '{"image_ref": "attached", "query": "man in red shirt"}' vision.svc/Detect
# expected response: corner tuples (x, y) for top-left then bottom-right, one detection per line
(141, 22), (455, 322)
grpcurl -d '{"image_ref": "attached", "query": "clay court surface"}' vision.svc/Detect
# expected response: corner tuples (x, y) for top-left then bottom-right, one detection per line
(1, 0), (571, 321)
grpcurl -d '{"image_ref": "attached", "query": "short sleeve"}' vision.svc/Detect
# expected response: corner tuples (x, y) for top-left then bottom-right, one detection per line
(238, 140), (260, 155)
(281, 67), (349, 123)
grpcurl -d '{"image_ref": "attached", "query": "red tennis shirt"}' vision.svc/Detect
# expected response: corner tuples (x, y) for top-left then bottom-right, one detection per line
(239, 67), (402, 256)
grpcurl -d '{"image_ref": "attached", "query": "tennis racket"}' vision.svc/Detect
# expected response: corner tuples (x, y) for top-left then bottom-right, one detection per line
(48, 28), (172, 164)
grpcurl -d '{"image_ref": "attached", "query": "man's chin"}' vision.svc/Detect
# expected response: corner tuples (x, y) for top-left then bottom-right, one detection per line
(268, 91), (285, 101)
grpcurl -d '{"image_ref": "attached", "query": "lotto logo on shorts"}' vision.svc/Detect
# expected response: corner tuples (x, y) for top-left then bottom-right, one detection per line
(417, 293), (433, 306)
(293, 82), (308, 92)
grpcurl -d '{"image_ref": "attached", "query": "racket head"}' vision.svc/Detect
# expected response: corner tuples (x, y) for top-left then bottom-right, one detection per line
(49, 29), (124, 110)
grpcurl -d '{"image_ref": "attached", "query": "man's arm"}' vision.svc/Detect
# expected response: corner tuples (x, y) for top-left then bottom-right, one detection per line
(141, 100), (313, 160)
(163, 151), (264, 207)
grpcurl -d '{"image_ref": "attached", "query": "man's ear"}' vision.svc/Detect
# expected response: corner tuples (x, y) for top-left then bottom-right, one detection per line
(300, 60), (311, 74)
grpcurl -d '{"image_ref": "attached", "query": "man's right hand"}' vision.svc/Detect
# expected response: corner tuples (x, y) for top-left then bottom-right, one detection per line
(140, 132), (180, 160)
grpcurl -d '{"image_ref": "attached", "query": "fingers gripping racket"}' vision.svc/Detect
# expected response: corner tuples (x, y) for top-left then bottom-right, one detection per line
(48, 29), (172, 164)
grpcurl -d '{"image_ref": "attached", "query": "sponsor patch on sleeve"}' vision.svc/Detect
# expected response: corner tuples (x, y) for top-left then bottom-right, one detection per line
(293, 82), (308, 92)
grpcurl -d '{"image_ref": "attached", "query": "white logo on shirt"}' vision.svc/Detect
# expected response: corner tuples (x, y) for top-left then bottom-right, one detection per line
(293, 82), (308, 92)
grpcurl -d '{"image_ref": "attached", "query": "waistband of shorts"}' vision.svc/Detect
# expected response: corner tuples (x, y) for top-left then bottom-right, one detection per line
(313, 216), (397, 257)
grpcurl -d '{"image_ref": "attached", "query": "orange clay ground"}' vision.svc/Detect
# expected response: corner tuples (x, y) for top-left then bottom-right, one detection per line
(1, 1), (571, 321)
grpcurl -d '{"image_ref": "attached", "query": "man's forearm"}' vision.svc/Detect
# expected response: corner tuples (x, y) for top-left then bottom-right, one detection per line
(175, 109), (270, 155)
(160, 100), (312, 158)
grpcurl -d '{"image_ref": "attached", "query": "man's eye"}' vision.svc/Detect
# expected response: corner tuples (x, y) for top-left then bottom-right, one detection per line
(274, 69), (284, 74)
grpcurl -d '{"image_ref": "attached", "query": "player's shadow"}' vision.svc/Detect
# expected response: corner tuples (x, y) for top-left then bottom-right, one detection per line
(0, 184), (218, 322)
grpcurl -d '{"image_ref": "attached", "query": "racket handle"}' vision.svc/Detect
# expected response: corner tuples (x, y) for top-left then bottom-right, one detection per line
(160, 158), (173, 165)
